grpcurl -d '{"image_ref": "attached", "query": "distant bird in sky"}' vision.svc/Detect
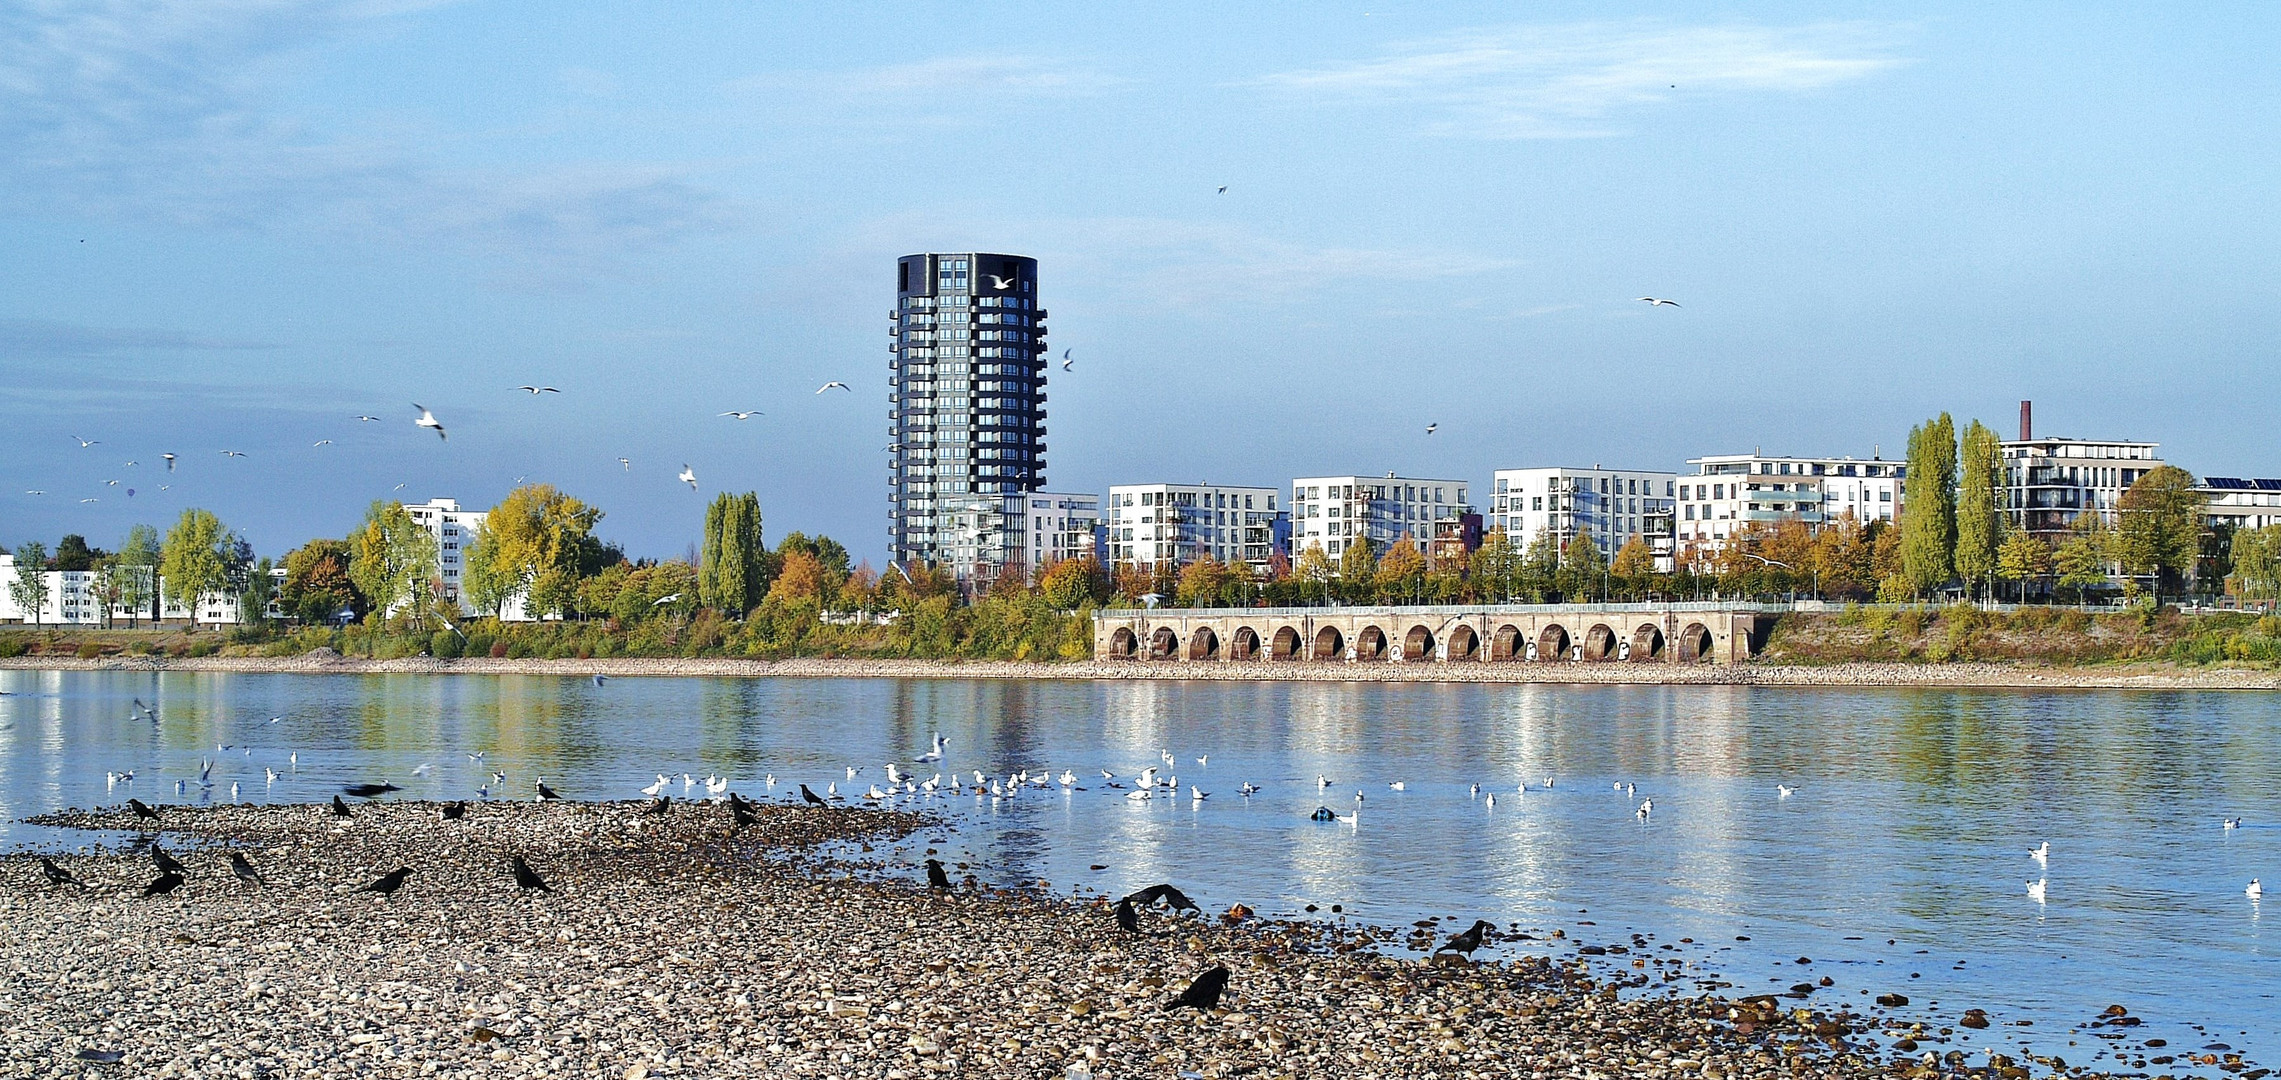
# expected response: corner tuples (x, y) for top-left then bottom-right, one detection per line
(719, 410), (762, 420)
(1163, 966), (1230, 1012)
(1217, 185), (1228, 194)
(517, 386), (560, 394)
(79, 498), (98, 503)
(355, 415), (381, 422)
(816, 382), (851, 394)
(312, 440), (331, 447)
(72, 435), (99, 447)
(1061, 349), (1073, 371)
(393, 483), (406, 490)
(1424, 423), (1438, 435)
(510, 855), (551, 892)
(678, 465), (697, 490)
(618, 457), (631, 470)
(412, 404), (446, 440)
(360, 868), (412, 897)
(987, 275), (1013, 289)
(220, 450), (246, 458)
(1636, 296), (1681, 307)
(123, 459), (136, 466)
(161, 453), (176, 471)
(24, 490), (42, 496)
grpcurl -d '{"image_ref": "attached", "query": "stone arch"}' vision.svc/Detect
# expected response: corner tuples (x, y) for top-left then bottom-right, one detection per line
(1272, 626), (1302, 660)
(1108, 627), (1138, 659)
(1491, 624), (1524, 661)
(1355, 626), (1389, 661)
(1678, 622), (1713, 663)
(1447, 625), (1480, 661)
(1311, 626), (1345, 661)
(1580, 623), (1617, 661)
(1186, 627), (1220, 661)
(1402, 625), (1435, 661)
(1148, 626), (1180, 660)
(1537, 624), (1571, 662)
(1631, 624), (1665, 662)
(1230, 626), (1261, 661)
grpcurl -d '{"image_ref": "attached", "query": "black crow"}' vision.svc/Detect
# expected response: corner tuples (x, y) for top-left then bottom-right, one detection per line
(331, 795), (353, 818)
(40, 857), (86, 888)
(441, 801), (466, 821)
(648, 796), (672, 816)
(1115, 896), (1139, 933)
(535, 779), (561, 801)
(127, 798), (160, 821)
(342, 783), (400, 798)
(799, 784), (828, 807)
(143, 870), (185, 897)
(510, 855), (551, 893)
(1123, 883), (1199, 913)
(74, 1050), (126, 1064)
(924, 858), (950, 890)
(151, 846), (186, 877)
(1437, 919), (1495, 957)
(360, 868), (412, 897)
(1163, 966), (1230, 1012)
(229, 852), (267, 888)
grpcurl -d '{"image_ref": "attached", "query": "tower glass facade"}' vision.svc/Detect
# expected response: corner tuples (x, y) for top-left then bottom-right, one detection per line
(889, 253), (1048, 583)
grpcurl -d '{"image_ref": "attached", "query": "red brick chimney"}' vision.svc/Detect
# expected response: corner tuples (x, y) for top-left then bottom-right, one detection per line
(2019, 400), (2033, 442)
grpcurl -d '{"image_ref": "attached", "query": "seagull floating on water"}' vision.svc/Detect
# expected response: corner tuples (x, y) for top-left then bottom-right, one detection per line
(2250, 879), (2264, 900)
(2029, 841), (2049, 865)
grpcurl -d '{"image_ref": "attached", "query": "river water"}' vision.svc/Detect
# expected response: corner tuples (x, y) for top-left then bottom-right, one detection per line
(3, 670), (2275, 1065)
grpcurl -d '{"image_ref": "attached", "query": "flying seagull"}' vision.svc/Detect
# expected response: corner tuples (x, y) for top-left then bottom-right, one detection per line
(517, 386), (561, 394)
(1425, 423), (1438, 435)
(72, 436), (100, 447)
(1636, 296), (1681, 307)
(618, 457), (631, 470)
(162, 453), (176, 471)
(1061, 349), (1073, 371)
(1217, 185), (1228, 194)
(220, 450), (246, 458)
(24, 490), (41, 496)
(816, 382), (851, 394)
(79, 498), (98, 504)
(355, 415), (381, 422)
(677, 465), (697, 490)
(719, 410), (762, 420)
(987, 274), (1013, 289)
(412, 404), (446, 440)
(312, 440), (332, 447)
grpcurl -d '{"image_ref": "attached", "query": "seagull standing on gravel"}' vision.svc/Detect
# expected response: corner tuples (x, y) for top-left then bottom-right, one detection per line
(412, 404), (447, 440)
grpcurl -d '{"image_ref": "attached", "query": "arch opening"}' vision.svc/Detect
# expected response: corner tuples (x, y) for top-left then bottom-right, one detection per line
(1108, 627), (1138, 659)
(1355, 626), (1389, 661)
(1186, 627), (1220, 661)
(1581, 623), (1617, 662)
(1678, 622), (1713, 663)
(1402, 625), (1435, 661)
(1148, 627), (1179, 660)
(1491, 624), (1523, 661)
(1537, 624), (1571, 662)
(1447, 625), (1480, 661)
(1230, 626), (1261, 661)
(1631, 624), (1665, 662)
(1311, 626), (1345, 661)
(1272, 626), (1301, 661)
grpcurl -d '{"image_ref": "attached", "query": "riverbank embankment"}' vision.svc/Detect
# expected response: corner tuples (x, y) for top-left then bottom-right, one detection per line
(3, 652), (2277, 690)
(7, 800), (2107, 1079)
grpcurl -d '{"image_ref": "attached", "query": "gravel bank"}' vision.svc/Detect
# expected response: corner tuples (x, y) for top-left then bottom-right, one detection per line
(2, 800), (2169, 1080)
(4, 653), (2277, 690)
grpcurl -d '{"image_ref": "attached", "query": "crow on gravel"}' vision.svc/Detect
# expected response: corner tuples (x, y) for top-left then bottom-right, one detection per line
(924, 858), (952, 890)
(535, 778), (562, 801)
(151, 846), (187, 877)
(1436, 919), (1495, 957)
(331, 795), (353, 818)
(1163, 966), (1230, 1012)
(142, 870), (184, 897)
(128, 798), (160, 821)
(360, 868), (412, 897)
(510, 855), (551, 893)
(799, 783), (828, 807)
(1123, 883), (1199, 913)
(229, 852), (267, 888)
(1115, 896), (1139, 933)
(648, 796), (672, 816)
(40, 857), (86, 888)
(441, 802), (466, 821)
(342, 783), (400, 798)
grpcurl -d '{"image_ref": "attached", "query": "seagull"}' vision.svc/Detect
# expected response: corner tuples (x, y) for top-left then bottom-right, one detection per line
(1388, 781), (1405, 791)
(987, 275), (1013, 289)
(412, 404), (446, 440)
(2029, 841), (2049, 865)
(1424, 423), (1437, 435)
(1216, 185), (1228, 194)
(2026, 879), (2047, 903)
(72, 436), (100, 447)
(592, 674), (607, 686)
(618, 457), (631, 470)
(355, 415), (381, 422)
(161, 453), (176, 470)
(2224, 818), (2242, 830)
(917, 733), (946, 762)
(79, 498), (98, 503)
(1061, 348), (1073, 371)
(1636, 296), (1681, 307)
(517, 386), (561, 394)
(1777, 785), (1796, 798)
(1190, 785), (1208, 801)
(220, 450), (246, 458)
(24, 490), (42, 495)
(312, 439), (332, 447)
(678, 465), (697, 490)
(652, 593), (680, 606)
(2251, 879), (2264, 900)
(123, 460), (136, 466)
(815, 382), (851, 394)
(719, 411), (762, 420)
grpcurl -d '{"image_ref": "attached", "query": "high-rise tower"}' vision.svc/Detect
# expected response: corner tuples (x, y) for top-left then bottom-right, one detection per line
(889, 253), (1048, 583)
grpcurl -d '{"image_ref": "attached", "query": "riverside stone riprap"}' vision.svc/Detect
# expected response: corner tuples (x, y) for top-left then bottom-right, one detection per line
(5, 801), (2202, 1079)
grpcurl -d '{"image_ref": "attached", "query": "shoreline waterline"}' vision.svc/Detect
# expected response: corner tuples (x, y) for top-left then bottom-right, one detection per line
(4, 653), (2276, 690)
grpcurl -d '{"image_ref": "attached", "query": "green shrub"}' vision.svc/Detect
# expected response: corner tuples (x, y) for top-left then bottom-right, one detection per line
(0, 639), (24, 659)
(431, 630), (463, 659)
(75, 642), (103, 659)
(186, 638), (222, 658)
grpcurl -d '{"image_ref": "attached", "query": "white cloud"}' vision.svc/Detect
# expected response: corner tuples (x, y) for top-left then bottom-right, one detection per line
(1259, 21), (1905, 138)
(0, 0), (732, 270)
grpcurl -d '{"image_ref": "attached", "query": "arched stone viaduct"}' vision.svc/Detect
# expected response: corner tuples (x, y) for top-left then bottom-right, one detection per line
(1094, 604), (1775, 665)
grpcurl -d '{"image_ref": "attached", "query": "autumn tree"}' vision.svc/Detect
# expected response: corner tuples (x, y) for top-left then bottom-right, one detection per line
(1520, 527), (1564, 602)
(1038, 557), (1107, 610)
(2229, 525), (2281, 600)
(160, 509), (239, 630)
(114, 525), (160, 626)
(1901, 413), (1957, 597)
(2113, 465), (2203, 602)
(2053, 512), (2112, 601)
(1293, 544), (1336, 605)
(350, 501), (438, 623)
(463, 485), (603, 619)
(1556, 533), (1605, 602)
(1609, 537), (1657, 599)
(1174, 556), (1225, 608)
(1374, 538), (1428, 604)
(1469, 530), (1522, 602)
(1337, 536), (1377, 604)
(1995, 532), (2052, 603)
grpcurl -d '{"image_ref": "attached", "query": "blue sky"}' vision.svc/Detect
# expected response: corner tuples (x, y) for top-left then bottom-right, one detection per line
(4, 2), (2276, 563)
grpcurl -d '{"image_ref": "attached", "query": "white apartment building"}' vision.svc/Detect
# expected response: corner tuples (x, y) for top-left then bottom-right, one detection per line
(1677, 454), (1904, 548)
(404, 498), (485, 612)
(1026, 490), (1104, 568)
(0, 551), (244, 627)
(1490, 467), (1676, 566)
(2201, 477), (2281, 532)
(1289, 473), (1468, 559)
(1107, 483), (1282, 571)
(2003, 436), (2166, 539)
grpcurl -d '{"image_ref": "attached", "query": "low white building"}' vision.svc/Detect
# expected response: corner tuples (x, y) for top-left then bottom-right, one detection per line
(1677, 454), (1904, 549)
(0, 552), (241, 627)
(1026, 491), (1104, 569)
(1107, 483), (1282, 571)
(1289, 473), (1468, 559)
(1491, 466), (1675, 566)
(2202, 477), (2281, 532)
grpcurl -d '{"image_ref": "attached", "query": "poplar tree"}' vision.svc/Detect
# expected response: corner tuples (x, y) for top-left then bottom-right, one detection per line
(1901, 413), (1957, 597)
(700, 491), (766, 616)
(1954, 419), (2005, 599)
